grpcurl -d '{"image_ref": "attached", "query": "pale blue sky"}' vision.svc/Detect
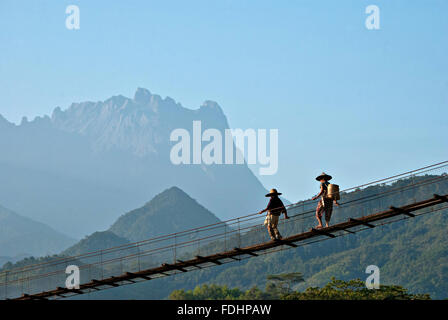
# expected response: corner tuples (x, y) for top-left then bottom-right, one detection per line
(1, 0), (447, 201)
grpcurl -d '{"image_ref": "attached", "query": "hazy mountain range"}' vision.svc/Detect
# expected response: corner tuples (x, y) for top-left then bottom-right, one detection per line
(1, 88), (446, 300)
(110, 186), (221, 242)
(63, 187), (222, 255)
(70, 175), (448, 300)
(63, 231), (130, 257)
(0, 204), (75, 258)
(0, 88), (268, 238)
(3, 176), (447, 299)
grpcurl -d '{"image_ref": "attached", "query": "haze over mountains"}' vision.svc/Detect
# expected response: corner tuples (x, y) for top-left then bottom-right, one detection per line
(110, 186), (222, 242)
(64, 187), (222, 255)
(3, 176), (447, 299)
(68, 176), (448, 300)
(63, 231), (130, 257)
(0, 88), (268, 238)
(0, 204), (75, 258)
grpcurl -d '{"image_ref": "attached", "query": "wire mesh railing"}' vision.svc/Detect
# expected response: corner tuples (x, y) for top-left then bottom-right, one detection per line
(1, 161), (447, 299)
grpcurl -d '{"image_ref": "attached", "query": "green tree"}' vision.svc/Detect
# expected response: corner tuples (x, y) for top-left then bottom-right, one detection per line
(266, 272), (304, 294)
(169, 277), (431, 300)
(169, 284), (243, 300)
(282, 278), (431, 300)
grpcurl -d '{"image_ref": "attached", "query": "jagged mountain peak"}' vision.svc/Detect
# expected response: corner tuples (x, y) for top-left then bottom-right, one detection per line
(133, 88), (180, 108)
(134, 87), (152, 104)
(104, 94), (130, 107)
(0, 89), (267, 238)
(48, 88), (230, 157)
(50, 88), (226, 123)
(199, 100), (224, 117)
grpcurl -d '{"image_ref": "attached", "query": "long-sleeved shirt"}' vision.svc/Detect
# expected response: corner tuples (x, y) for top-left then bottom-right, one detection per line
(264, 196), (287, 216)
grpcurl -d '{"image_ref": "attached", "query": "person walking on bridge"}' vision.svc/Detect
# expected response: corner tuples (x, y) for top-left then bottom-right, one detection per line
(312, 172), (339, 229)
(259, 189), (289, 241)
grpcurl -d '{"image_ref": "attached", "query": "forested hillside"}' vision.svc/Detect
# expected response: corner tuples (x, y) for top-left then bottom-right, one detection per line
(2, 175), (447, 299)
(80, 174), (448, 299)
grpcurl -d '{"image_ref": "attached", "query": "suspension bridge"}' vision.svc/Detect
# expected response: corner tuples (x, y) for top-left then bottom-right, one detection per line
(2, 161), (448, 300)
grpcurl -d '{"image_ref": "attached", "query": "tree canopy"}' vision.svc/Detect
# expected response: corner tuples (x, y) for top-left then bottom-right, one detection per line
(169, 276), (431, 300)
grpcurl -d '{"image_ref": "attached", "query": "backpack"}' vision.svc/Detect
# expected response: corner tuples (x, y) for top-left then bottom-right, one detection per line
(326, 183), (340, 200)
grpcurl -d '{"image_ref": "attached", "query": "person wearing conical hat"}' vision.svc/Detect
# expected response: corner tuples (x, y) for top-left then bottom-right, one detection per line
(258, 189), (289, 241)
(312, 172), (339, 228)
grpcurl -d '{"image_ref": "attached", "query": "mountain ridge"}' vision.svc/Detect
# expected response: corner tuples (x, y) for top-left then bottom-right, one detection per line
(0, 88), (269, 237)
(60, 186), (223, 256)
(109, 186), (222, 242)
(0, 204), (76, 257)
(62, 231), (130, 257)
(2, 176), (447, 299)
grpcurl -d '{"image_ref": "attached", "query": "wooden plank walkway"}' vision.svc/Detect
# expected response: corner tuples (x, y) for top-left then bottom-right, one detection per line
(13, 193), (448, 300)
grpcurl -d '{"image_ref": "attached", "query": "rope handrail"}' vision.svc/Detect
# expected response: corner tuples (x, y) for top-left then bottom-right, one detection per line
(11, 198), (448, 300)
(2, 172), (447, 286)
(1, 160), (447, 278)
